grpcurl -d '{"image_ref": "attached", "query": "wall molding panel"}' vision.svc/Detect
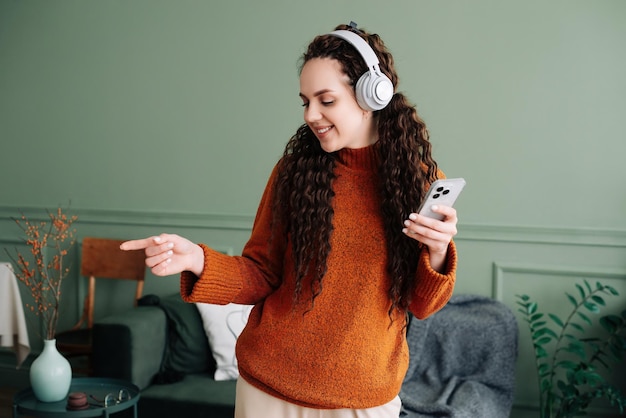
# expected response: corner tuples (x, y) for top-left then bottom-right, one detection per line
(0, 205), (255, 231)
(3, 205), (626, 247)
(459, 223), (626, 248)
(492, 261), (626, 301)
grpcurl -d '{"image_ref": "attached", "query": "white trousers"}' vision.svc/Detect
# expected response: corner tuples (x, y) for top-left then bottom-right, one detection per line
(234, 378), (402, 418)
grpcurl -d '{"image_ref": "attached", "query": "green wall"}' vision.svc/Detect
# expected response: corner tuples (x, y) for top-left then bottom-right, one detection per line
(1, 1), (625, 416)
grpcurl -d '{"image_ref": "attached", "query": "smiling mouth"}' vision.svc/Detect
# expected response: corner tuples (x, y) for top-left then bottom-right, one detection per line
(316, 126), (332, 135)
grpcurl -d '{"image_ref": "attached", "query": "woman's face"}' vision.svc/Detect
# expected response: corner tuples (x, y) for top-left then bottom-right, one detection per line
(299, 58), (377, 153)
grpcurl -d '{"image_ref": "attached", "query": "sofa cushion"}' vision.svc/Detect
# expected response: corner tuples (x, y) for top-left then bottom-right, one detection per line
(162, 294), (215, 373)
(140, 294), (215, 382)
(140, 373), (236, 418)
(196, 303), (252, 381)
(94, 305), (168, 390)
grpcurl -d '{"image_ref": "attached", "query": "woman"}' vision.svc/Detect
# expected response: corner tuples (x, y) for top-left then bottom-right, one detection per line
(122, 22), (458, 418)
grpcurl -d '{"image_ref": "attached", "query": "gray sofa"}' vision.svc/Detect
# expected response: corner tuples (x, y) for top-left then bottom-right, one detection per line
(93, 293), (518, 418)
(93, 293), (236, 418)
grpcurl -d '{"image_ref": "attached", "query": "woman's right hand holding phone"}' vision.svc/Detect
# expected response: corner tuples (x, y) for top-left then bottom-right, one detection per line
(120, 234), (205, 277)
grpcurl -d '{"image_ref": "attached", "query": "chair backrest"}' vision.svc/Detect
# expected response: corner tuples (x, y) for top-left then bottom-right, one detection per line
(80, 237), (147, 328)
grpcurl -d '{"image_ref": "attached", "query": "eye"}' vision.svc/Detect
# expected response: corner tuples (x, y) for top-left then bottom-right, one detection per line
(321, 100), (334, 106)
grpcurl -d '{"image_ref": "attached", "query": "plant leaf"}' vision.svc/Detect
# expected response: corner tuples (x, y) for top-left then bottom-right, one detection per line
(536, 336), (552, 345)
(610, 341), (625, 360)
(583, 301), (599, 313)
(599, 315), (620, 333)
(538, 362), (550, 377)
(534, 327), (557, 338)
(542, 327), (559, 339)
(557, 378), (574, 394)
(528, 302), (537, 315)
(530, 313), (544, 323)
(535, 345), (548, 358)
(595, 353), (610, 369)
(577, 311), (592, 326)
(591, 295), (606, 306)
(566, 292), (578, 308)
(533, 320), (547, 328)
(576, 283), (586, 299)
(555, 360), (578, 371)
(578, 370), (604, 387)
(564, 341), (587, 359)
(549, 313), (564, 328)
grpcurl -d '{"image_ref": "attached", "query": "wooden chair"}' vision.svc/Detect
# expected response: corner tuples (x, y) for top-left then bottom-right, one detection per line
(55, 237), (147, 375)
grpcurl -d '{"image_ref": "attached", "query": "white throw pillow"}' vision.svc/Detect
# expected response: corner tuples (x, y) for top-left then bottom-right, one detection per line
(195, 303), (252, 381)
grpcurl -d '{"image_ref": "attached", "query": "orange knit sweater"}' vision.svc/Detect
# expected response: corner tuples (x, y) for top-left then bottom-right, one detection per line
(180, 145), (457, 409)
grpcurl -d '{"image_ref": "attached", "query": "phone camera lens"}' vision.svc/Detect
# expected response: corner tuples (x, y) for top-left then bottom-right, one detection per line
(442, 189), (450, 195)
(433, 194), (440, 199)
(436, 187), (444, 192)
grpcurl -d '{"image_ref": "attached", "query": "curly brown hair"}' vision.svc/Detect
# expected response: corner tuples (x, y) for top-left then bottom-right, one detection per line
(272, 24), (439, 315)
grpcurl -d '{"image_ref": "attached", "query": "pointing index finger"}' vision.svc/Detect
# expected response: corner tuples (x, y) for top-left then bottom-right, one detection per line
(120, 236), (160, 251)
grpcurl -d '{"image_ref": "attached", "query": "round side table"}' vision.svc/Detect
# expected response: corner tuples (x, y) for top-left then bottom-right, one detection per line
(13, 377), (140, 418)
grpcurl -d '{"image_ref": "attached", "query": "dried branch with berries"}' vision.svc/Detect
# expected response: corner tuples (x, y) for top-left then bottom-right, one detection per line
(5, 208), (78, 340)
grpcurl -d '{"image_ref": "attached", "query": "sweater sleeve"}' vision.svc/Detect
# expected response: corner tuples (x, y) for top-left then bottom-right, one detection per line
(409, 240), (457, 319)
(180, 165), (286, 306)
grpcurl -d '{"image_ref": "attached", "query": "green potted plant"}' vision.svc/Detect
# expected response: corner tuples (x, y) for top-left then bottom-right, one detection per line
(517, 280), (626, 417)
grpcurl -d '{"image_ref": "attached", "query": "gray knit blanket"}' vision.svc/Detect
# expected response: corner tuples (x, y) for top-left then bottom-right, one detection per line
(399, 294), (518, 418)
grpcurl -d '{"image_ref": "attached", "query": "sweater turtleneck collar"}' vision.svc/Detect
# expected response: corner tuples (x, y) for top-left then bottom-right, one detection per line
(335, 144), (379, 172)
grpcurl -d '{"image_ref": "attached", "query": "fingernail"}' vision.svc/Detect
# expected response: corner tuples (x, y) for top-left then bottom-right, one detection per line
(404, 220), (411, 227)
(402, 228), (408, 234)
(409, 213), (417, 221)
(167, 250), (173, 256)
(154, 236), (161, 243)
(167, 242), (174, 249)
(432, 205), (439, 211)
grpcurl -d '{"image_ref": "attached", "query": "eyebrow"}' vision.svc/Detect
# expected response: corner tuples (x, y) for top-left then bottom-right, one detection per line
(299, 89), (334, 100)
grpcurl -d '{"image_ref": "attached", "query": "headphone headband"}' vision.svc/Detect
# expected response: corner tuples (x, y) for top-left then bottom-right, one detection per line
(329, 30), (381, 73)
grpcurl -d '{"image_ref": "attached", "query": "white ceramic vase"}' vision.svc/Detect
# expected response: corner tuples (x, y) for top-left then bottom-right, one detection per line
(29, 339), (72, 402)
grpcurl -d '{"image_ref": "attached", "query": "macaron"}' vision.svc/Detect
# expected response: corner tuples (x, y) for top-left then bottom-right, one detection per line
(67, 391), (89, 410)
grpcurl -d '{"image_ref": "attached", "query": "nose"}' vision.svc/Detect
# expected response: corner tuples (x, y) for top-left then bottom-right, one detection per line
(304, 103), (322, 124)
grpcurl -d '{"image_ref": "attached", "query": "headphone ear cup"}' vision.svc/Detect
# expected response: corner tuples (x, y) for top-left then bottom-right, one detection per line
(356, 71), (394, 111)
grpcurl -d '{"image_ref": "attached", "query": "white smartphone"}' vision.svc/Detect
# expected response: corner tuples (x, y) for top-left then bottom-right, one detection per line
(417, 178), (466, 221)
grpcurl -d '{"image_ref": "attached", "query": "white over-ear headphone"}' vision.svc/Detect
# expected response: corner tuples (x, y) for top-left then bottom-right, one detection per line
(328, 29), (394, 111)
